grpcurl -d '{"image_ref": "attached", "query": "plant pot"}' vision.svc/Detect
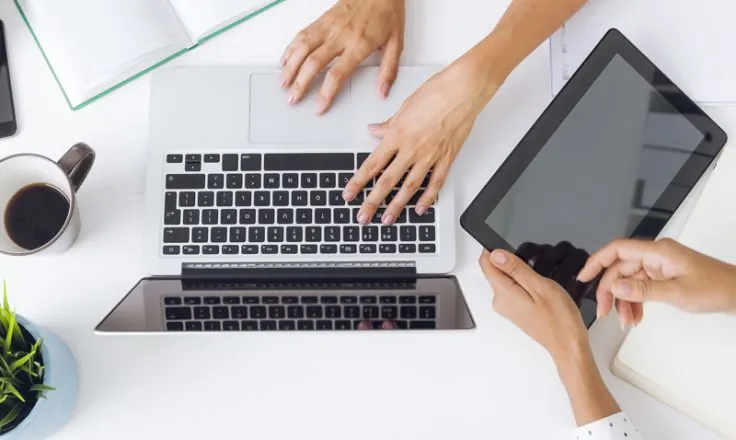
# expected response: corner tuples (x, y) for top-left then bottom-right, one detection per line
(1, 316), (78, 439)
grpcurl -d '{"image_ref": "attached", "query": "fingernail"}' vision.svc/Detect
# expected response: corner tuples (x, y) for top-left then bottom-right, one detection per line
(279, 76), (288, 88)
(491, 250), (507, 265)
(279, 57), (287, 68)
(382, 213), (394, 225)
(343, 191), (355, 201)
(620, 321), (628, 331)
(380, 83), (389, 98)
(358, 212), (369, 225)
(613, 281), (631, 298)
(596, 309), (602, 319)
(416, 205), (426, 216)
(367, 123), (379, 131)
(287, 93), (295, 104)
(315, 95), (326, 114)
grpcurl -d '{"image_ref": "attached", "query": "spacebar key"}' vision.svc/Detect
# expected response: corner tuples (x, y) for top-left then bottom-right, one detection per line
(264, 153), (354, 171)
(166, 174), (205, 189)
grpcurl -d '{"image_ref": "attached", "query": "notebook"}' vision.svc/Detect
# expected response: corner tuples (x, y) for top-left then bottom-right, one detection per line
(15, 0), (283, 110)
(611, 136), (736, 439)
(550, 0), (736, 104)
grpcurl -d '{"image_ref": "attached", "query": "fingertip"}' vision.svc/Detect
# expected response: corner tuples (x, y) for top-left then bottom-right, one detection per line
(491, 250), (508, 266)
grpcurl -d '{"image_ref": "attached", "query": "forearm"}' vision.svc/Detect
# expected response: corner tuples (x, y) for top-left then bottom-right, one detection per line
(457, 0), (589, 102)
(556, 343), (621, 426)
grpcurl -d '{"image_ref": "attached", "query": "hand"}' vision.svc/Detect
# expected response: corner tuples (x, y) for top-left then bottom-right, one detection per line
(578, 238), (736, 327)
(479, 249), (590, 365)
(279, 0), (405, 113)
(346, 59), (497, 225)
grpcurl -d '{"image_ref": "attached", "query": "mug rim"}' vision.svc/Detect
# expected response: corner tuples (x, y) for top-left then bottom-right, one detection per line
(0, 153), (78, 256)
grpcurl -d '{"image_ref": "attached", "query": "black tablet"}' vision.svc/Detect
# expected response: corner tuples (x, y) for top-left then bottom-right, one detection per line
(460, 29), (727, 325)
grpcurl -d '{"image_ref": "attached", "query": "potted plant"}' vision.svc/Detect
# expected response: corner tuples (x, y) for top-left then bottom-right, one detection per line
(0, 281), (78, 439)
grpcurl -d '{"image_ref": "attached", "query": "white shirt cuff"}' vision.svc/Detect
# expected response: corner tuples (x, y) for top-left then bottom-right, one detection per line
(572, 412), (643, 440)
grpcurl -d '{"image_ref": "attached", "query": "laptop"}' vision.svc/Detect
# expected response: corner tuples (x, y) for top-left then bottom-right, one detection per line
(95, 66), (475, 333)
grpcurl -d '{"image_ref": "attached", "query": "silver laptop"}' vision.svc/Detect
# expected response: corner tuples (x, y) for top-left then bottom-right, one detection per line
(95, 66), (475, 334)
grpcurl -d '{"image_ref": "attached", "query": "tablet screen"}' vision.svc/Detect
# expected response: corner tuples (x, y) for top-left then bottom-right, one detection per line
(484, 54), (709, 254)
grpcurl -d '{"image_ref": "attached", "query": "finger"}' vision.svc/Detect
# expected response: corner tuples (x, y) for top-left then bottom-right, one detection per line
(631, 303), (644, 325)
(478, 251), (532, 301)
(381, 320), (397, 330)
(415, 156), (451, 216)
(357, 320), (373, 330)
(615, 298), (634, 330)
(367, 118), (391, 139)
(344, 139), (398, 203)
(288, 43), (341, 105)
(488, 249), (546, 296)
(280, 32), (320, 90)
(596, 259), (642, 318)
(361, 152), (412, 225)
(578, 239), (657, 282)
(383, 160), (432, 225)
(610, 277), (678, 304)
(376, 35), (403, 98)
(317, 53), (365, 114)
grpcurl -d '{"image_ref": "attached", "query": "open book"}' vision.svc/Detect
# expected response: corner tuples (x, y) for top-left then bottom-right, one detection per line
(612, 109), (736, 440)
(15, 0), (283, 110)
(550, 0), (736, 104)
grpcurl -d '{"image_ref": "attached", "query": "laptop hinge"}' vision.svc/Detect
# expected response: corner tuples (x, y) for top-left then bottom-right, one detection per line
(180, 261), (416, 281)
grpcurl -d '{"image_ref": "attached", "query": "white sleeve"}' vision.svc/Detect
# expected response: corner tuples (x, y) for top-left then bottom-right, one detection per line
(572, 412), (643, 440)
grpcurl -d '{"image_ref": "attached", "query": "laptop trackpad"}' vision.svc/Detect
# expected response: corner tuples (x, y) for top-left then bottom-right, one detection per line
(249, 73), (352, 144)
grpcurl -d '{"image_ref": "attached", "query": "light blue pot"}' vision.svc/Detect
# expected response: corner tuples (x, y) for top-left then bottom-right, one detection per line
(1, 316), (78, 439)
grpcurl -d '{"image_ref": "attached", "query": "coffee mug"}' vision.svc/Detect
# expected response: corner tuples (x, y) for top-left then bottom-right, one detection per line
(0, 143), (95, 256)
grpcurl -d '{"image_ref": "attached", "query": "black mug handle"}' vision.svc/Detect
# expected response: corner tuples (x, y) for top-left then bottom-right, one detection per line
(57, 143), (95, 191)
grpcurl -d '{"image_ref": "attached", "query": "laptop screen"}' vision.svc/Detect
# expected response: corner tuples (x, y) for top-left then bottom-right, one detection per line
(95, 277), (475, 333)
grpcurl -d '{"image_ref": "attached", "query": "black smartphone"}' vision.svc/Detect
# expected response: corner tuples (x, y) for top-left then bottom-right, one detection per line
(0, 20), (17, 138)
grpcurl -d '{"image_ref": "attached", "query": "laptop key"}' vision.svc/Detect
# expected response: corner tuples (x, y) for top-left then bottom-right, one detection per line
(301, 173), (318, 188)
(321, 296), (338, 304)
(381, 226), (397, 242)
(268, 227), (284, 242)
(335, 320), (351, 330)
(286, 227), (302, 242)
(178, 191), (196, 207)
(419, 306), (436, 319)
(166, 154), (183, 163)
(223, 321), (239, 331)
(226, 173), (243, 189)
(379, 244), (397, 254)
(269, 306), (286, 319)
(296, 209), (312, 224)
(410, 321), (436, 329)
(198, 191), (214, 207)
(281, 244), (298, 254)
(254, 191), (270, 206)
(329, 191), (345, 206)
(183, 210), (199, 225)
(224, 297), (241, 305)
(258, 209), (274, 224)
(338, 173), (353, 188)
(265, 153), (354, 171)
(165, 192), (177, 210)
(241, 320), (258, 331)
(419, 296), (436, 304)
(222, 154), (239, 171)
(344, 306), (360, 319)
(340, 296), (358, 304)
(340, 244), (357, 254)
(400, 306), (417, 319)
(363, 306), (379, 319)
(279, 320), (296, 331)
(419, 244), (436, 253)
(164, 210), (181, 225)
(381, 306), (398, 319)
(400, 226), (416, 241)
(357, 153), (370, 169)
(192, 227), (208, 243)
(241, 245), (259, 254)
(165, 307), (191, 320)
(245, 173), (261, 189)
(211, 227), (227, 243)
(320, 244), (338, 254)
(260, 320), (277, 331)
(208, 174), (224, 189)
(297, 320), (315, 330)
(325, 306), (341, 318)
(167, 322), (184, 331)
(316, 320), (333, 330)
(185, 321), (202, 331)
(282, 296), (299, 304)
(216, 192), (234, 207)
(324, 226), (340, 242)
(301, 244), (318, 254)
(230, 227), (246, 243)
(283, 173), (299, 188)
(360, 296), (377, 304)
(203, 245), (219, 254)
(409, 207), (435, 223)
(183, 245), (200, 255)
(235, 191), (252, 206)
(262, 245), (278, 254)
(204, 321), (221, 331)
(343, 226), (359, 242)
(243, 296), (260, 304)
(320, 173), (337, 188)
(277, 209), (294, 224)
(213, 307), (229, 319)
(163, 228), (189, 243)
(264, 173), (280, 188)
(204, 297), (220, 305)
(306, 227), (321, 242)
(360, 244), (377, 253)
(221, 209), (237, 224)
(362, 226), (378, 241)
(250, 306), (266, 319)
(240, 154), (262, 171)
(288, 306), (305, 318)
(334, 209), (351, 225)
(239, 209), (256, 224)
(315, 209), (331, 224)
(306, 306), (323, 318)
(184, 297), (201, 305)
(292, 191), (308, 206)
(166, 174), (205, 190)
(380, 296), (397, 304)
(222, 245), (238, 254)
(164, 297), (182, 305)
(419, 226), (436, 241)
(399, 244), (416, 253)
(310, 191), (327, 206)
(202, 209), (218, 225)
(301, 296), (319, 304)
(273, 191), (290, 207)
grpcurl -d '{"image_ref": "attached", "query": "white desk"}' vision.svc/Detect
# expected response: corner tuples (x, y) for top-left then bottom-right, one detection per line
(0, 1), (731, 439)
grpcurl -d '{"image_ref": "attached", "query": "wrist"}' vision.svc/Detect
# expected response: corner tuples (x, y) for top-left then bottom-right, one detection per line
(554, 337), (596, 386)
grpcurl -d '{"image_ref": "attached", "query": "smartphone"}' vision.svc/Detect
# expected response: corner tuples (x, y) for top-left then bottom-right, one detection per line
(0, 20), (17, 138)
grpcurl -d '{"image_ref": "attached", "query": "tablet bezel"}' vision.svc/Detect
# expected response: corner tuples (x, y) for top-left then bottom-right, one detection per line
(460, 28), (728, 252)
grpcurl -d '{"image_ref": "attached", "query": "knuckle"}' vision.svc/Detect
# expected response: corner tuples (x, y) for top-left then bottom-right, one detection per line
(640, 279), (653, 299)
(305, 54), (322, 68)
(326, 68), (344, 83)
(508, 260), (523, 279)
(403, 178), (422, 193)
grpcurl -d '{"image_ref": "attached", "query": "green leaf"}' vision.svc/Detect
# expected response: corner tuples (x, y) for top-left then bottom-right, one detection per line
(10, 352), (33, 372)
(30, 384), (55, 392)
(4, 383), (24, 403)
(0, 405), (20, 430)
(0, 356), (12, 377)
(0, 394), (7, 404)
(0, 377), (18, 385)
(4, 311), (15, 354)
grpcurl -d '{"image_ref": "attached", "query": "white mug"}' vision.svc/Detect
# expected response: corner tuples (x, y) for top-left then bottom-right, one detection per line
(0, 143), (95, 256)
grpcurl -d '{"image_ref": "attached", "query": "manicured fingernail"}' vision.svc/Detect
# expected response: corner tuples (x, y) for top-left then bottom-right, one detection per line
(358, 212), (369, 225)
(316, 95), (326, 114)
(613, 281), (631, 298)
(287, 93), (295, 104)
(596, 309), (602, 319)
(491, 250), (507, 265)
(279, 76), (288, 88)
(382, 213), (394, 225)
(343, 191), (355, 201)
(367, 123), (379, 131)
(380, 83), (389, 98)
(620, 321), (628, 331)
(416, 205), (426, 216)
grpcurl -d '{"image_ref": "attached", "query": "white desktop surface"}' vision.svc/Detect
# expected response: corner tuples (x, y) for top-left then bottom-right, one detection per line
(0, 1), (732, 439)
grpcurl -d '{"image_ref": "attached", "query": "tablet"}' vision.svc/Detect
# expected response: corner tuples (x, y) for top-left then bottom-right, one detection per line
(460, 29), (727, 325)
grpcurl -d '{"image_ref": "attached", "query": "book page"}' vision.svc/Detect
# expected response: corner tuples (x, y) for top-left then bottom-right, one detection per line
(550, 0), (736, 104)
(18, 0), (192, 106)
(169, 0), (275, 42)
(614, 107), (736, 439)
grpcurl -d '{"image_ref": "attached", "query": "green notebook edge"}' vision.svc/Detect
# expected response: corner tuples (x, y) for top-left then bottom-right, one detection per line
(14, 0), (285, 111)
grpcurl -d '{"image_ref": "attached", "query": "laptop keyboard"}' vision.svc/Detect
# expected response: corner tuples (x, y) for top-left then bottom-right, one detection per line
(163, 294), (438, 331)
(161, 152), (438, 257)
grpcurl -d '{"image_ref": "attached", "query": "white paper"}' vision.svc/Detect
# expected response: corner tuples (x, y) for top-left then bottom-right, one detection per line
(550, 0), (736, 104)
(18, 0), (191, 106)
(169, 0), (273, 42)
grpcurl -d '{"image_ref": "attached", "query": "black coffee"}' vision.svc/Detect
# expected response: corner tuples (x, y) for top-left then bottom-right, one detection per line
(4, 184), (70, 250)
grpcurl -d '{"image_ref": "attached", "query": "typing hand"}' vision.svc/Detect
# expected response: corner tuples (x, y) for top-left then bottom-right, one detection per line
(578, 238), (736, 328)
(479, 249), (590, 364)
(279, 0), (405, 113)
(345, 61), (495, 225)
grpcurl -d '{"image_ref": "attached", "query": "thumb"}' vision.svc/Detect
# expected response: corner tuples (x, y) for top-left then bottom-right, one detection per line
(611, 278), (678, 303)
(367, 118), (392, 139)
(490, 249), (545, 294)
